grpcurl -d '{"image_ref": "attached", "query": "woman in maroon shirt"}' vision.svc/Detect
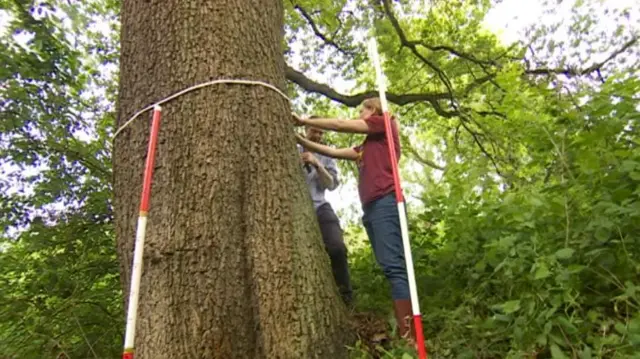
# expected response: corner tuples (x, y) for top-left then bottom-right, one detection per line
(293, 98), (414, 341)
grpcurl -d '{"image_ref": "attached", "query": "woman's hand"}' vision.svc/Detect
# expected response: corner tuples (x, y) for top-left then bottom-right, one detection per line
(294, 133), (357, 160)
(292, 113), (305, 127)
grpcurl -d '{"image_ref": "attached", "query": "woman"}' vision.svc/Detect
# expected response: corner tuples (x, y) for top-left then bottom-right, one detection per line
(293, 98), (415, 341)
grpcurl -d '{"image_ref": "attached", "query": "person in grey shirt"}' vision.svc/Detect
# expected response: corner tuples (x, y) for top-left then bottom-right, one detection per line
(298, 123), (353, 306)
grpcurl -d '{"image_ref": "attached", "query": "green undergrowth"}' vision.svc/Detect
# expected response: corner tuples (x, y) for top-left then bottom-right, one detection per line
(344, 77), (640, 357)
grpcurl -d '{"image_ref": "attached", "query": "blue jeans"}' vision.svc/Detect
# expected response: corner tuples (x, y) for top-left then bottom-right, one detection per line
(362, 193), (410, 300)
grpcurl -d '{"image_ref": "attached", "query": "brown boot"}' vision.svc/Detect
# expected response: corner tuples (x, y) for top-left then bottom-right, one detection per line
(393, 299), (414, 340)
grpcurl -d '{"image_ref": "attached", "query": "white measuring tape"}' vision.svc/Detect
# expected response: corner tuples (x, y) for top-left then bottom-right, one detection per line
(112, 79), (292, 140)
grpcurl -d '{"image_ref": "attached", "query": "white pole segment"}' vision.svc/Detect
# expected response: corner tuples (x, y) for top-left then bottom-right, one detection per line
(398, 201), (421, 314)
(368, 39), (388, 111)
(124, 215), (148, 349)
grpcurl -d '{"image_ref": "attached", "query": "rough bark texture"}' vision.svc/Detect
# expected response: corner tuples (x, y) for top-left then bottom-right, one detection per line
(113, 1), (351, 358)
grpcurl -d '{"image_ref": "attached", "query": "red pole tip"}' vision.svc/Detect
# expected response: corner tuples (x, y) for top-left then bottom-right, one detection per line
(123, 352), (134, 359)
(413, 315), (428, 359)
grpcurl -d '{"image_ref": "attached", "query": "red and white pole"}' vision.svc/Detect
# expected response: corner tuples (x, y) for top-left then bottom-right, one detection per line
(368, 38), (427, 359)
(122, 105), (162, 359)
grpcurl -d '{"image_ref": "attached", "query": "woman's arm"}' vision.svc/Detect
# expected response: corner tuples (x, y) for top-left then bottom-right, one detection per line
(296, 134), (358, 161)
(293, 114), (370, 134)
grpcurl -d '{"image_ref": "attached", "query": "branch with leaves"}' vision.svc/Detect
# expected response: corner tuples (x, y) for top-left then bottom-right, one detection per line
(285, 65), (452, 109)
(291, 2), (356, 56)
(380, 0), (457, 104)
(284, 0), (637, 182)
(524, 36), (638, 78)
(399, 133), (445, 171)
(285, 66), (497, 118)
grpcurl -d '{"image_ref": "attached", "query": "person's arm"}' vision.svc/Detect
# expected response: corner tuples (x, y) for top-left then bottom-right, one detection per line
(302, 117), (370, 134)
(314, 161), (335, 189)
(293, 113), (388, 135)
(295, 134), (358, 161)
(293, 113), (374, 134)
(317, 157), (339, 191)
(299, 151), (334, 188)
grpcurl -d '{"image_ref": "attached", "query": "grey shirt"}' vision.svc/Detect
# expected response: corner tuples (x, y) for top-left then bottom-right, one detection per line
(297, 144), (340, 210)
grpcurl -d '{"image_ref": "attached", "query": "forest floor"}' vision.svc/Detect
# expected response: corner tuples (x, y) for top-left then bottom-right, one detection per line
(350, 311), (401, 358)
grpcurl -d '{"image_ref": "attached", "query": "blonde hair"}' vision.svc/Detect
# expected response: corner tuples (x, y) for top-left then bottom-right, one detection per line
(362, 97), (400, 129)
(362, 97), (383, 116)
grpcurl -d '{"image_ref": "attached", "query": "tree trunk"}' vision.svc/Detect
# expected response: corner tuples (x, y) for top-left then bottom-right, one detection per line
(113, 1), (351, 358)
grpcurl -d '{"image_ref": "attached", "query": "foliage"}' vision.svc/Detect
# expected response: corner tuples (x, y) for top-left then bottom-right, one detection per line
(407, 74), (640, 358)
(0, 0), (121, 357)
(1, 0), (639, 358)
(0, 216), (122, 358)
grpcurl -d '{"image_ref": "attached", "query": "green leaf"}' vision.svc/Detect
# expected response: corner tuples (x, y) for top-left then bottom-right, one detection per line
(494, 314), (512, 322)
(555, 248), (575, 259)
(620, 160), (637, 173)
(502, 300), (521, 314)
(536, 333), (547, 346)
(594, 227), (609, 242)
(579, 347), (592, 359)
(550, 344), (570, 359)
(567, 264), (586, 273)
(534, 263), (552, 280)
(499, 235), (516, 249)
(556, 316), (578, 334)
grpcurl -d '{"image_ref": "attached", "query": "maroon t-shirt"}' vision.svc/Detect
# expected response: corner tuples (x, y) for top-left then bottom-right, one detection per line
(353, 114), (401, 206)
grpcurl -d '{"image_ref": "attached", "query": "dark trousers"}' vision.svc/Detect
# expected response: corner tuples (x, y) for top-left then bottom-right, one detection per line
(316, 203), (353, 306)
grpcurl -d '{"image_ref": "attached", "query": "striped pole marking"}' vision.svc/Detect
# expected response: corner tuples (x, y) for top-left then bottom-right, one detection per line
(368, 38), (428, 359)
(122, 105), (162, 359)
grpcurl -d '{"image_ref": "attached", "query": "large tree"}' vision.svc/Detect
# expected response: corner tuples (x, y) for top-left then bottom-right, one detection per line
(2, 0), (638, 357)
(113, 0), (351, 357)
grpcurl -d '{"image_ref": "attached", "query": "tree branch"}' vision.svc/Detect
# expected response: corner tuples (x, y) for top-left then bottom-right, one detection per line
(380, 0), (456, 104)
(292, 3), (355, 56)
(12, 133), (110, 180)
(462, 74), (496, 97)
(525, 36), (638, 77)
(415, 43), (497, 65)
(284, 65), (452, 111)
(400, 133), (445, 170)
(458, 114), (505, 178)
(473, 109), (507, 119)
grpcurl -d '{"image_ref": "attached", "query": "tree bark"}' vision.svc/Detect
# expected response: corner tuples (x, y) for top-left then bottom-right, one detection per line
(113, 1), (351, 358)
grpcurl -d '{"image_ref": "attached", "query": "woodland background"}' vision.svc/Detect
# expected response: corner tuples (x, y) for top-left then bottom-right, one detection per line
(1, 0), (639, 358)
